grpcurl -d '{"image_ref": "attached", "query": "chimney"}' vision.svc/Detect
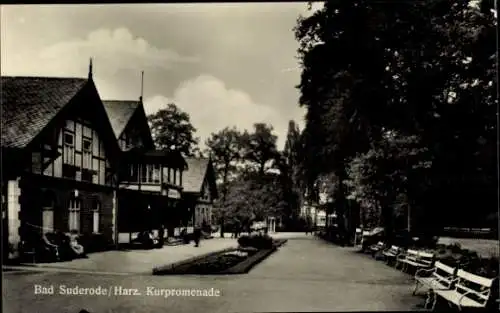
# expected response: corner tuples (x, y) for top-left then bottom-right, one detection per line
(139, 71), (144, 103)
(88, 58), (93, 80)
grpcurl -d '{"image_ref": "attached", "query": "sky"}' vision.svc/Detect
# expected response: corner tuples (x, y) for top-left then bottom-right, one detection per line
(1, 2), (325, 150)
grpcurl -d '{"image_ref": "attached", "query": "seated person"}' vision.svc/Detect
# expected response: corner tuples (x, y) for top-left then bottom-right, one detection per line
(68, 232), (85, 257)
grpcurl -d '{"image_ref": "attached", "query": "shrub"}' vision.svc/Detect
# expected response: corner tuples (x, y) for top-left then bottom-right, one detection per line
(238, 234), (273, 249)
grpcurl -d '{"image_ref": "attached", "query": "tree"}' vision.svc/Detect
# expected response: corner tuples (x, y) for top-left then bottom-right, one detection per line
(241, 123), (279, 175)
(223, 172), (287, 226)
(294, 0), (497, 240)
(205, 127), (246, 237)
(147, 103), (200, 156)
(275, 120), (304, 227)
(345, 132), (432, 240)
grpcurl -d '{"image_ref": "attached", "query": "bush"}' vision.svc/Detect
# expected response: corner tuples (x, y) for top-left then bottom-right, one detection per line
(434, 244), (499, 279)
(238, 234), (273, 249)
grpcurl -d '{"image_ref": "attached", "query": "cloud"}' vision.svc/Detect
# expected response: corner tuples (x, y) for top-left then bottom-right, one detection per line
(144, 75), (298, 149)
(1, 27), (199, 78)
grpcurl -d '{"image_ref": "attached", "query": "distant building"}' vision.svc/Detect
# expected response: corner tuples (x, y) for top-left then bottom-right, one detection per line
(181, 158), (218, 228)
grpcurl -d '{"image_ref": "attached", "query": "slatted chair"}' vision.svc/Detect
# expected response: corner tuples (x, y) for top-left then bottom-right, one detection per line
(396, 249), (434, 273)
(381, 245), (403, 265)
(369, 241), (385, 257)
(413, 261), (458, 309)
(432, 269), (497, 311)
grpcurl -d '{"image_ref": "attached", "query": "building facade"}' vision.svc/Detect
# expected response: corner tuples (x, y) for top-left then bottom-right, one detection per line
(2, 72), (121, 259)
(2, 64), (190, 260)
(102, 99), (186, 238)
(181, 158), (218, 228)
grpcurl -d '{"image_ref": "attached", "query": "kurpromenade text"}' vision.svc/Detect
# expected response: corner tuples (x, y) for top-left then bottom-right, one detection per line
(34, 284), (222, 298)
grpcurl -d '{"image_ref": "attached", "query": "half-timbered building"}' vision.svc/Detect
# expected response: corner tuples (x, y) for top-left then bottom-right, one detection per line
(1, 67), (121, 259)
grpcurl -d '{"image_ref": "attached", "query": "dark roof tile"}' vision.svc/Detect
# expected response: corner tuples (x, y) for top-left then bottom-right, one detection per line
(183, 157), (210, 193)
(1, 76), (88, 148)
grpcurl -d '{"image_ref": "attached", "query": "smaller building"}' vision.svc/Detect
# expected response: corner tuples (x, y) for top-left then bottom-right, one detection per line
(181, 158), (218, 228)
(118, 148), (186, 237)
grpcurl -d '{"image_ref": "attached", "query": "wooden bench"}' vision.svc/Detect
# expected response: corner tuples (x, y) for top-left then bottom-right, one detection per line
(396, 249), (434, 273)
(432, 269), (497, 311)
(369, 241), (385, 255)
(381, 245), (402, 264)
(413, 261), (458, 309)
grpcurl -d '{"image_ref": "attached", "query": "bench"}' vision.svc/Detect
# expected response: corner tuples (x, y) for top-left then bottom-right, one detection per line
(413, 261), (458, 309)
(381, 245), (402, 264)
(433, 269), (497, 311)
(369, 241), (385, 256)
(396, 249), (434, 273)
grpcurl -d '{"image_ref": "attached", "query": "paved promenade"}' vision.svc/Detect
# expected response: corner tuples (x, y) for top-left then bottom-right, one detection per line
(15, 238), (238, 274)
(4, 234), (423, 312)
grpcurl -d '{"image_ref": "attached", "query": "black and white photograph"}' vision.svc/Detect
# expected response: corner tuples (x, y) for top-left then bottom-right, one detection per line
(1, 1), (499, 312)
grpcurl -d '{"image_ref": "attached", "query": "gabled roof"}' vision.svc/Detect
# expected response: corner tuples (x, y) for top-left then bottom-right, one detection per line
(1, 76), (88, 148)
(183, 158), (218, 199)
(183, 158), (210, 193)
(102, 100), (140, 139)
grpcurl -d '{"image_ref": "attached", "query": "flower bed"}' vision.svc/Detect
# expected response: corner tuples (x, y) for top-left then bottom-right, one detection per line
(153, 238), (287, 275)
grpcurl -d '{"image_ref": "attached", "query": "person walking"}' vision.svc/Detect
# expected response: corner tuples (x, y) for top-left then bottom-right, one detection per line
(193, 225), (201, 247)
(158, 224), (165, 248)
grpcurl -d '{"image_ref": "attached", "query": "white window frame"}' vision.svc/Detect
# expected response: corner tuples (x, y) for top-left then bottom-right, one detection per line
(63, 132), (75, 165)
(82, 138), (92, 170)
(152, 164), (160, 183)
(68, 199), (81, 232)
(42, 206), (54, 233)
(92, 201), (100, 233)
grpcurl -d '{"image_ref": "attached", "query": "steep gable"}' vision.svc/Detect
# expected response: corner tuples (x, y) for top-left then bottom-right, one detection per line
(1, 76), (121, 173)
(102, 100), (139, 139)
(102, 99), (154, 150)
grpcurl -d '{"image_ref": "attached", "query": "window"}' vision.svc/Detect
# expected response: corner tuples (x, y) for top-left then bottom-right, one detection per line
(92, 200), (100, 233)
(173, 169), (177, 185)
(63, 132), (75, 165)
(68, 199), (81, 232)
(130, 164), (139, 182)
(82, 138), (92, 169)
(152, 164), (160, 183)
(42, 191), (55, 233)
(82, 138), (92, 152)
(64, 133), (74, 145)
(140, 164), (161, 183)
(141, 164), (148, 182)
(147, 165), (154, 183)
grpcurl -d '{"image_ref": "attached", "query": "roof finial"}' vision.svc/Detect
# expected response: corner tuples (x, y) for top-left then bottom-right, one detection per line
(139, 71), (144, 103)
(88, 58), (93, 79)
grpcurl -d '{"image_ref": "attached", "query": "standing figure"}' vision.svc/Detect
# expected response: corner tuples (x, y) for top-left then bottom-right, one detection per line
(158, 224), (165, 248)
(193, 226), (201, 247)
